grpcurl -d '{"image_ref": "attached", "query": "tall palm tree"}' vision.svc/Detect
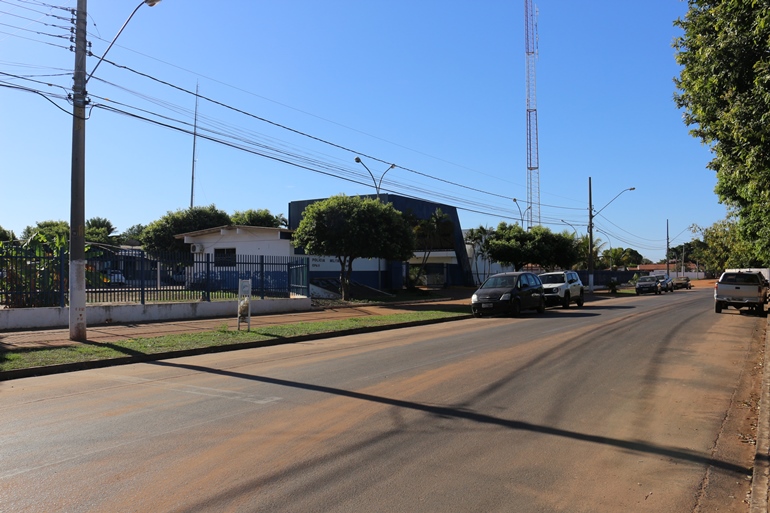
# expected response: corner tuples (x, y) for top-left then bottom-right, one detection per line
(465, 225), (492, 284)
(86, 217), (117, 236)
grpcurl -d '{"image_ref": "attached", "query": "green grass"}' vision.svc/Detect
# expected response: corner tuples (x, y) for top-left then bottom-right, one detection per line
(0, 308), (470, 373)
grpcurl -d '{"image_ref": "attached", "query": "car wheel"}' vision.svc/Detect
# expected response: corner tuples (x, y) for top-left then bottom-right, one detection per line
(715, 301), (722, 313)
(636, 290), (640, 295)
(510, 299), (521, 317)
(576, 292), (584, 307)
(472, 310), (482, 318)
(561, 292), (570, 309)
(537, 297), (545, 314)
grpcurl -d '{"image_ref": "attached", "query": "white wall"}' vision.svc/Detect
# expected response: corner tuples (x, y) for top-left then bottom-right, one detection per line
(0, 297), (311, 331)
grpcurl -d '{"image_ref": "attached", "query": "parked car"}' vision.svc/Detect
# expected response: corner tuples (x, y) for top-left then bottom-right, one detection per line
(539, 270), (584, 308)
(107, 269), (126, 287)
(714, 271), (769, 313)
(673, 276), (692, 290)
(655, 274), (674, 293)
(635, 275), (661, 295)
(471, 271), (545, 317)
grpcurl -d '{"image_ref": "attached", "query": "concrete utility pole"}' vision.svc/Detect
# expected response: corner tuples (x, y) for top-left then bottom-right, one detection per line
(69, 0), (88, 341)
(587, 177), (635, 293)
(666, 219), (670, 277)
(69, 0), (161, 341)
(588, 178), (594, 292)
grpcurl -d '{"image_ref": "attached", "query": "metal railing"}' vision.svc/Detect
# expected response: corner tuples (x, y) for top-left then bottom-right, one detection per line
(0, 249), (309, 308)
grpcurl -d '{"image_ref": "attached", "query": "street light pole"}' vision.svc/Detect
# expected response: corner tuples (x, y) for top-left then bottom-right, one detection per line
(354, 157), (396, 291)
(561, 219), (578, 237)
(596, 228), (612, 269)
(512, 198), (532, 230)
(69, 0), (160, 341)
(355, 157), (395, 202)
(512, 198), (524, 227)
(587, 177), (634, 293)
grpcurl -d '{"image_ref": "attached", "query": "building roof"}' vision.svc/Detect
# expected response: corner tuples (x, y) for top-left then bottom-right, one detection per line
(630, 263), (696, 272)
(174, 225), (293, 239)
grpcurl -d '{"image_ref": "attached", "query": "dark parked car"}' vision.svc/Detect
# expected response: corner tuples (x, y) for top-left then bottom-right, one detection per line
(471, 271), (545, 317)
(635, 275), (661, 295)
(673, 276), (692, 289)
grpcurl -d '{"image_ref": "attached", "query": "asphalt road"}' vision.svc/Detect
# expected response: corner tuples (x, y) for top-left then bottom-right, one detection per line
(0, 288), (762, 512)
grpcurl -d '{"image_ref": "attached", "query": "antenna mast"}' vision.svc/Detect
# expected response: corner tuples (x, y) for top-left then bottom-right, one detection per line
(525, 0), (541, 227)
(190, 82), (199, 209)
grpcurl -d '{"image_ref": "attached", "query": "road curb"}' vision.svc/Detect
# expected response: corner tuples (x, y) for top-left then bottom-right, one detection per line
(751, 316), (770, 513)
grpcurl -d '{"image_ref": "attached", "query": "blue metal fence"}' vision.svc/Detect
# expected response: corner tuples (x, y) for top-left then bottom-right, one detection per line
(0, 249), (309, 308)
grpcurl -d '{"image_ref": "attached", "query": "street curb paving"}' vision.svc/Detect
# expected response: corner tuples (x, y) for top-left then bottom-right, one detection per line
(0, 313), (473, 382)
(751, 316), (770, 513)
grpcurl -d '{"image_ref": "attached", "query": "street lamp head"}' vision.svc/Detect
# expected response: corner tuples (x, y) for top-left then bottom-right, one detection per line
(145, 0), (162, 6)
(355, 157), (362, 163)
(629, 187), (636, 191)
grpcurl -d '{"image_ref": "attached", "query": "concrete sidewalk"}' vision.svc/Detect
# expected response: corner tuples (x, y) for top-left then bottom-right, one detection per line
(0, 297), (472, 352)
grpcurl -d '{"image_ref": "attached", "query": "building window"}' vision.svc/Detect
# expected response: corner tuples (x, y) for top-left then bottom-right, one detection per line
(214, 248), (236, 267)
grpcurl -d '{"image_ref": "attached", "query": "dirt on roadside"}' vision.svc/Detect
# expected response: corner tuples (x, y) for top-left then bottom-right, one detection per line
(694, 310), (765, 512)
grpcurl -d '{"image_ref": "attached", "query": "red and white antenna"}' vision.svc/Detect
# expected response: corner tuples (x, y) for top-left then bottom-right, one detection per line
(525, 0), (540, 228)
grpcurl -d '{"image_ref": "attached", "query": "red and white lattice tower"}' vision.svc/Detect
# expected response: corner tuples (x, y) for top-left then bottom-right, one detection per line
(524, 0), (540, 227)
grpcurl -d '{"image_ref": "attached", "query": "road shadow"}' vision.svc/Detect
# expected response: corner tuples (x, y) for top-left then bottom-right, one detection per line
(148, 358), (749, 477)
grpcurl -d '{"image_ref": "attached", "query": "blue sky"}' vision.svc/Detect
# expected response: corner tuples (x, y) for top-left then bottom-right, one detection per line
(0, 0), (724, 262)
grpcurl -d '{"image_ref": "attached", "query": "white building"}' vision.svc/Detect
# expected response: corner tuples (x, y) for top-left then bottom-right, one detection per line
(175, 225), (295, 257)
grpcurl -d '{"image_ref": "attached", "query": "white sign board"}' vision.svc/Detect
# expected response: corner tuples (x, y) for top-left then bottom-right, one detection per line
(309, 256), (380, 272)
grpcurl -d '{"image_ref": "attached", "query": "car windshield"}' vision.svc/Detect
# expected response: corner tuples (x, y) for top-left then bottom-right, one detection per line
(480, 275), (516, 289)
(638, 276), (656, 283)
(539, 274), (564, 284)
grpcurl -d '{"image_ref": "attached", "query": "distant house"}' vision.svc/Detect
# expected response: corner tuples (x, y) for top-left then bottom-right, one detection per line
(629, 262), (705, 280)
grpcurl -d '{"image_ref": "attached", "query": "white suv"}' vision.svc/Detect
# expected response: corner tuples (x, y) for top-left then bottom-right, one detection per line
(539, 271), (585, 308)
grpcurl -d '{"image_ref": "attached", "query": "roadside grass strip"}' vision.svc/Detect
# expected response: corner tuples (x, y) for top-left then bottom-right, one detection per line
(0, 309), (469, 372)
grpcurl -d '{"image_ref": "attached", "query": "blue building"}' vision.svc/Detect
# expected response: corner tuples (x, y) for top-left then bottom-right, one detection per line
(289, 194), (474, 290)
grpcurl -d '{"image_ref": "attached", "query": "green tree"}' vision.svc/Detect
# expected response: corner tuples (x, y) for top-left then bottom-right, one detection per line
(0, 225), (16, 242)
(529, 226), (580, 271)
(465, 225), (492, 284)
(486, 223), (577, 271)
(624, 248), (645, 266)
(674, 2), (770, 263)
(692, 218), (757, 275)
(572, 234), (605, 270)
(85, 217), (119, 246)
(601, 247), (631, 270)
(293, 195), (414, 300)
(487, 222), (530, 271)
(231, 209), (287, 228)
(0, 232), (69, 307)
(21, 220), (69, 244)
(141, 205), (232, 253)
(121, 224), (145, 246)
(412, 208), (453, 286)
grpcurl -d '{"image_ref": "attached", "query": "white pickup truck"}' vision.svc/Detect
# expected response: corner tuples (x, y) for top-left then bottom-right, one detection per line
(714, 271), (769, 313)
